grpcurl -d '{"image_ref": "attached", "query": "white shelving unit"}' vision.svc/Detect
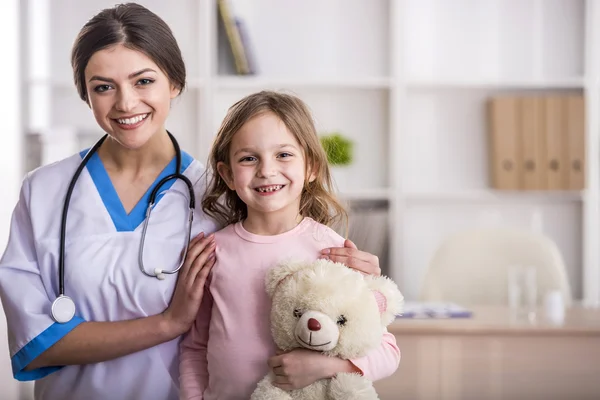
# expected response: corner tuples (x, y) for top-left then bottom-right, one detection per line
(20, 0), (600, 306)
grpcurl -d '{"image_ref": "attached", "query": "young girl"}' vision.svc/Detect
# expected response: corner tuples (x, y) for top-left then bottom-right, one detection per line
(179, 91), (400, 399)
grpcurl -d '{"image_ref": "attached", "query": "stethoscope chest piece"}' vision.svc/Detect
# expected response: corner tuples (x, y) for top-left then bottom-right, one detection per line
(52, 295), (76, 324)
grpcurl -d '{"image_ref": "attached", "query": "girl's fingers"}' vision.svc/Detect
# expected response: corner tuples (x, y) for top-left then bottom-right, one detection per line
(347, 257), (380, 275)
(321, 246), (371, 262)
(319, 248), (380, 276)
(272, 376), (290, 385)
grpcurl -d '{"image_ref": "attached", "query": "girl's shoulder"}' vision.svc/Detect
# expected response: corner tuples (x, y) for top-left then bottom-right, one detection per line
(302, 218), (346, 249)
(213, 222), (237, 239)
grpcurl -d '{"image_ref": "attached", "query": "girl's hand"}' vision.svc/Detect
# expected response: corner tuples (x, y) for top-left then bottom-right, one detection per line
(267, 348), (360, 390)
(162, 232), (216, 337)
(320, 239), (381, 276)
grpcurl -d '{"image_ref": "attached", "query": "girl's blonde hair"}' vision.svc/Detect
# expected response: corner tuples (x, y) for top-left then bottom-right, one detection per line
(202, 90), (348, 230)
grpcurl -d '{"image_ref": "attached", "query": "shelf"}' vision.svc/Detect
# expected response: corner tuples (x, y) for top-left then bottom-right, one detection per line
(216, 0), (390, 78)
(403, 0), (585, 85)
(339, 188), (393, 201)
(214, 76), (393, 90)
(403, 190), (584, 204)
(405, 77), (585, 90)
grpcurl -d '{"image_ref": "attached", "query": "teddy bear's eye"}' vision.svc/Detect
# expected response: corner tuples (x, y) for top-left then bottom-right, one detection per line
(337, 315), (347, 326)
(293, 309), (303, 319)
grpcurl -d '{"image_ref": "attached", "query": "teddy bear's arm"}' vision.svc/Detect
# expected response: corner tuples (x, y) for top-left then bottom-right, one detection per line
(250, 374), (293, 400)
(329, 373), (380, 400)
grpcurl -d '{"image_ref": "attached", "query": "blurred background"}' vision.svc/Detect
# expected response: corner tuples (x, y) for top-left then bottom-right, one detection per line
(2, 0), (600, 399)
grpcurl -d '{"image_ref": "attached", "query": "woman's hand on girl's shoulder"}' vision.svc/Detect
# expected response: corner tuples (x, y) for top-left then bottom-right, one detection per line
(161, 232), (216, 338)
(319, 239), (381, 276)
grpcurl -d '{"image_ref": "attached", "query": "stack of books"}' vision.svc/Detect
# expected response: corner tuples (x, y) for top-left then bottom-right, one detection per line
(218, 0), (256, 75)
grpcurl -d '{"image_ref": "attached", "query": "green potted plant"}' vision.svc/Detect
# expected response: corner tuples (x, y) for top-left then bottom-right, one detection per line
(319, 132), (353, 166)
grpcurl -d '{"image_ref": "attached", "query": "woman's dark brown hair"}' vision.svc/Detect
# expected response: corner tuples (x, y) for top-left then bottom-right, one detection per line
(202, 90), (348, 231)
(71, 2), (186, 103)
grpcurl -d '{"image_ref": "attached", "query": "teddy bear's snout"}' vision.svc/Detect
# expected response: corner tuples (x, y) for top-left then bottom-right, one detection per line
(307, 318), (321, 331)
(294, 311), (339, 352)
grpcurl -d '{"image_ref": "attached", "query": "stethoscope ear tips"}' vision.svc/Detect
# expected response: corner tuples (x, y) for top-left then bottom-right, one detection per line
(154, 268), (166, 280)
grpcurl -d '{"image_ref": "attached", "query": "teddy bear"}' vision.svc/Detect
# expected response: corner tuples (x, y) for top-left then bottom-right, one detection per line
(250, 258), (404, 400)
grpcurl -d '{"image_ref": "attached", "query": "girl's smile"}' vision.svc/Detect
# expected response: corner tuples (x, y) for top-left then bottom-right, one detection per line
(255, 184), (286, 195)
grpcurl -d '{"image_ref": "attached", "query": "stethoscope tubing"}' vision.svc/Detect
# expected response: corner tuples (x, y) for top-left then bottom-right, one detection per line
(58, 135), (107, 296)
(57, 131), (195, 297)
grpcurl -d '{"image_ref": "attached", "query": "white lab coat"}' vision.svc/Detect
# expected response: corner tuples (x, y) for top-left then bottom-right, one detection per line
(0, 149), (218, 400)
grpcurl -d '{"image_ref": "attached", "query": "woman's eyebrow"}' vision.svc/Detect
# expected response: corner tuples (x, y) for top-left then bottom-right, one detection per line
(88, 68), (157, 83)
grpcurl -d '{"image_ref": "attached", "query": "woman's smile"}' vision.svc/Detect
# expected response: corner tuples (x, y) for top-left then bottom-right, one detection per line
(112, 112), (150, 130)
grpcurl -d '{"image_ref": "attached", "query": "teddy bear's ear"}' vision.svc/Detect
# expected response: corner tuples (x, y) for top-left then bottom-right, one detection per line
(265, 259), (315, 298)
(366, 275), (405, 326)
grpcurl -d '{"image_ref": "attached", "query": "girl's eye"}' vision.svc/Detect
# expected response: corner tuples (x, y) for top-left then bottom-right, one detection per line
(240, 156), (257, 162)
(137, 78), (154, 86)
(93, 84), (112, 93)
(293, 309), (303, 319)
(278, 152), (293, 159)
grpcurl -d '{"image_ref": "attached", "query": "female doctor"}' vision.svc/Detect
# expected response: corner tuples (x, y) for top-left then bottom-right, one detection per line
(0, 3), (382, 400)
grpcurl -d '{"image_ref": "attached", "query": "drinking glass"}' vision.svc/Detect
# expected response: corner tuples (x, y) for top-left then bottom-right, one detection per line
(507, 265), (537, 323)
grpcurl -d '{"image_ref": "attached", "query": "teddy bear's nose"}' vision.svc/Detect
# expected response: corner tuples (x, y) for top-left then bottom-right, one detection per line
(307, 318), (321, 331)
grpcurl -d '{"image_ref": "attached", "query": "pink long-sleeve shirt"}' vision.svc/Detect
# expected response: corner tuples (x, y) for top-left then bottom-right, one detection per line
(179, 218), (400, 399)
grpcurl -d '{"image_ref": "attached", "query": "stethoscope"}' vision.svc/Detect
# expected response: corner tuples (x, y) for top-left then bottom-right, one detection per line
(51, 131), (196, 324)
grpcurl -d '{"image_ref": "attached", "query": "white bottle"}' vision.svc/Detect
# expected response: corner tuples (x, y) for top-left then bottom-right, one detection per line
(544, 290), (565, 325)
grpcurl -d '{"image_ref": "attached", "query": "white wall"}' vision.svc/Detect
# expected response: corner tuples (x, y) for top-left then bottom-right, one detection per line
(0, 0), (23, 399)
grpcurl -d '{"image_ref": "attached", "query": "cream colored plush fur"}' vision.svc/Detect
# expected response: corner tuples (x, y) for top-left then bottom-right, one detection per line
(250, 259), (404, 400)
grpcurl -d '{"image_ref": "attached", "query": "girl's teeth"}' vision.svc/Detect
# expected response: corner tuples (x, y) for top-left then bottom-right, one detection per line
(258, 185), (282, 193)
(117, 114), (148, 125)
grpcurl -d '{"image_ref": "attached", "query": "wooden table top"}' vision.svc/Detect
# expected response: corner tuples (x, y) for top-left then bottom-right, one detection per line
(388, 305), (600, 336)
